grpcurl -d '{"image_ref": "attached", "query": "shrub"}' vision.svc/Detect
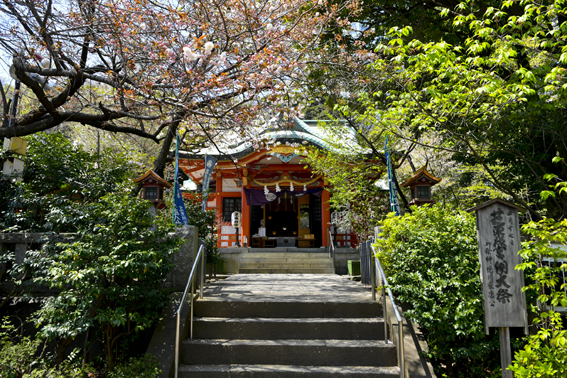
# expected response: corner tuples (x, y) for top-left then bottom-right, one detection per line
(183, 196), (221, 264)
(1, 132), (135, 232)
(375, 204), (501, 377)
(107, 355), (160, 378)
(0, 132), (177, 375)
(0, 317), (45, 378)
(0, 320), (159, 377)
(509, 218), (567, 377)
(32, 193), (182, 371)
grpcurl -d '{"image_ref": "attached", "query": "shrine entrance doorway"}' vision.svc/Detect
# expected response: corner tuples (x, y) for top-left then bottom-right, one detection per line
(249, 193), (322, 248)
(265, 192), (298, 238)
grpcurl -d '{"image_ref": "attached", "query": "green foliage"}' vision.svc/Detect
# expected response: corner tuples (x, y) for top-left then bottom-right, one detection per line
(509, 218), (567, 377)
(1, 132), (136, 232)
(303, 140), (389, 242)
(541, 157), (567, 202)
(0, 316), (88, 377)
(30, 193), (181, 370)
(0, 318), (160, 377)
(0, 317), (45, 378)
(310, 0), (567, 220)
(375, 205), (501, 377)
(106, 355), (161, 378)
(372, 1), (567, 218)
(1, 134), (178, 374)
(183, 196), (221, 264)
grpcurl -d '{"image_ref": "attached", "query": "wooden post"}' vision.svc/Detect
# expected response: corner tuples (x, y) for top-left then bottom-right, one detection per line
(241, 184), (250, 247)
(321, 188), (331, 247)
(499, 327), (513, 378)
(216, 174), (223, 248)
(469, 199), (529, 378)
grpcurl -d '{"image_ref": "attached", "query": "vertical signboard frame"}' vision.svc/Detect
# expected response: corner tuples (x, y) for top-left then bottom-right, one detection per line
(469, 199), (528, 378)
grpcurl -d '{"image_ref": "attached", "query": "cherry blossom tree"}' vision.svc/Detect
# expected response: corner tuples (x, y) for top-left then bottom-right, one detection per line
(0, 0), (330, 174)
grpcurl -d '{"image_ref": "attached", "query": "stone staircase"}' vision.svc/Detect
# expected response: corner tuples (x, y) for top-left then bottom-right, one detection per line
(239, 250), (334, 274)
(177, 274), (400, 377)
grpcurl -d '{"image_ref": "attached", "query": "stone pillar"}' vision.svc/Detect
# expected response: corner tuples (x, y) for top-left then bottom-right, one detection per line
(15, 244), (26, 264)
(172, 226), (199, 292)
(0, 242), (7, 281)
(374, 226), (382, 240)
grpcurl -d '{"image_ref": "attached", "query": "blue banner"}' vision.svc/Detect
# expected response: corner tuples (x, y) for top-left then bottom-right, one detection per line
(201, 155), (217, 211)
(385, 136), (401, 216)
(173, 134), (189, 225)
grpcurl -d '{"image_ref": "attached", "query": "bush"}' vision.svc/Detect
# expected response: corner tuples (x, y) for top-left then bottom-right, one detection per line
(509, 218), (567, 377)
(0, 319), (160, 378)
(107, 355), (160, 378)
(1, 132), (135, 232)
(0, 133), (176, 375)
(375, 204), (501, 377)
(0, 317), (45, 378)
(32, 193), (182, 371)
(183, 196), (221, 264)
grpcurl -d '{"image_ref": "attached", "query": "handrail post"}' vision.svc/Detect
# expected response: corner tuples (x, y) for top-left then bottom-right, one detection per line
(190, 283), (195, 340)
(399, 318), (405, 378)
(380, 261), (388, 342)
(328, 229), (331, 258)
(200, 247), (204, 299)
(371, 254), (376, 301)
(174, 313), (180, 378)
(371, 245), (406, 378)
(174, 245), (205, 378)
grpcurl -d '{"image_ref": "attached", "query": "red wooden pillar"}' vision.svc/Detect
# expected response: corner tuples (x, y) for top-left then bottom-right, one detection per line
(321, 186), (331, 247)
(241, 169), (250, 247)
(215, 173), (223, 247)
(241, 185), (250, 247)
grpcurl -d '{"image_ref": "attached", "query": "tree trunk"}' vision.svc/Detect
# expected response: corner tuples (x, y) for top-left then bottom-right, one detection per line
(153, 123), (179, 178)
(106, 325), (116, 372)
(53, 337), (74, 364)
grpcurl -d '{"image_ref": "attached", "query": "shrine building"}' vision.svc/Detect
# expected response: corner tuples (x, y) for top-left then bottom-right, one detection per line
(178, 118), (358, 249)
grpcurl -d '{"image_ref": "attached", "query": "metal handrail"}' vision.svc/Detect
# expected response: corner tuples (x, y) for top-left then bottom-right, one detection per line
(174, 243), (205, 378)
(328, 230), (337, 274)
(370, 244), (405, 378)
(328, 229), (334, 259)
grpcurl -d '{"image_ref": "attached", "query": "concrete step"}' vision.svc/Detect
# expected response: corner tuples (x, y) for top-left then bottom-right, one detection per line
(247, 248), (326, 253)
(239, 262), (333, 267)
(239, 254), (334, 274)
(240, 257), (333, 263)
(241, 252), (330, 258)
(181, 339), (398, 367)
(178, 364), (400, 377)
(194, 299), (381, 318)
(238, 263), (333, 269)
(179, 275), (401, 378)
(239, 268), (335, 274)
(192, 317), (386, 340)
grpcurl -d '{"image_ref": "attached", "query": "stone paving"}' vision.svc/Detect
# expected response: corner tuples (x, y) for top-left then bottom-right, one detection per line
(202, 274), (372, 302)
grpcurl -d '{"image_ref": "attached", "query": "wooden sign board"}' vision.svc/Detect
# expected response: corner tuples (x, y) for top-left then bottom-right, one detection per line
(469, 199), (528, 334)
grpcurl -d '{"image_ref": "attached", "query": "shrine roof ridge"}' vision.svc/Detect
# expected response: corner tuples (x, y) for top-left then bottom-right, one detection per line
(134, 170), (173, 188)
(401, 166), (442, 187)
(179, 117), (365, 160)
